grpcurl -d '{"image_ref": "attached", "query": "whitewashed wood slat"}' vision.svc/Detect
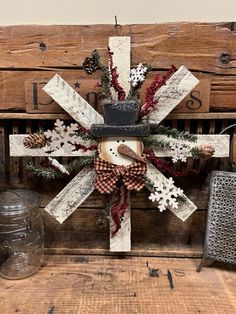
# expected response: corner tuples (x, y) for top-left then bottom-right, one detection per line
(146, 162), (197, 221)
(110, 191), (131, 252)
(9, 134), (96, 157)
(148, 66), (199, 124)
(43, 74), (104, 129)
(44, 166), (96, 224)
(148, 134), (230, 158)
(109, 36), (131, 99)
(108, 36), (132, 252)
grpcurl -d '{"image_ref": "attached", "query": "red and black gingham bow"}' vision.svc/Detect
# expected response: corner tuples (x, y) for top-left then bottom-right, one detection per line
(94, 157), (147, 194)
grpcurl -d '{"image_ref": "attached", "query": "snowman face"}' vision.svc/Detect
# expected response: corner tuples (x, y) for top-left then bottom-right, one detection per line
(99, 137), (144, 166)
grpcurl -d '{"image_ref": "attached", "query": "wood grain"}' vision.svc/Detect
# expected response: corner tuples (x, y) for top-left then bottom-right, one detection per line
(1, 254), (235, 314)
(172, 79), (211, 113)
(109, 36), (131, 97)
(1, 23), (236, 74)
(43, 74), (104, 128)
(0, 70), (235, 112)
(44, 167), (95, 223)
(9, 134), (96, 157)
(107, 36), (132, 252)
(231, 132), (236, 163)
(148, 134), (230, 158)
(1, 112), (236, 120)
(146, 163), (197, 221)
(42, 208), (206, 253)
(148, 66), (199, 124)
(110, 192), (131, 252)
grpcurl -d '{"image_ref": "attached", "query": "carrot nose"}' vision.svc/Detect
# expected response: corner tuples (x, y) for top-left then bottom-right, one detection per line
(117, 144), (144, 163)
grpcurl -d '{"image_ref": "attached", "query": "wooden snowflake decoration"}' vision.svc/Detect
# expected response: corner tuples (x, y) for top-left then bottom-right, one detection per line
(9, 37), (230, 252)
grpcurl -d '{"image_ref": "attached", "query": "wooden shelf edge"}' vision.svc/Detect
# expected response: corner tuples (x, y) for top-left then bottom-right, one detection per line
(1, 112), (236, 120)
(44, 246), (203, 258)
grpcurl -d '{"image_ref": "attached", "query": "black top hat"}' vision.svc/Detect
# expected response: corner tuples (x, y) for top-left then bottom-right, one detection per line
(91, 100), (150, 137)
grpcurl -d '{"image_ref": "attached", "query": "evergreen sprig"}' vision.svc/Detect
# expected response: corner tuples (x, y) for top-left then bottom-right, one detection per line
(96, 199), (112, 229)
(150, 124), (197, 143)
(142, 175), (155, 191)
(26, 157), (94, 180)
(100, 63), (111, 99)
(143, 137), (171, 151)
(92, 49), (111, 99)
(75, 131), (95, 141)
(26, 163), (63, 180)
(176, 195), (188, 204)
(65, 157), (94, 172)
(190, 147), (205, 159)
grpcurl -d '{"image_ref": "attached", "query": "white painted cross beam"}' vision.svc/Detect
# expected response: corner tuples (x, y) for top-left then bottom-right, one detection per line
(146, 162), (197, 221)
(108, 36), (131, 252)
(148, 66), (199, 124)
(148, 134), (230, 158)
(45, 166), (96, 223)
(9, 134), (96, 157)
(43, 74), (104, 129)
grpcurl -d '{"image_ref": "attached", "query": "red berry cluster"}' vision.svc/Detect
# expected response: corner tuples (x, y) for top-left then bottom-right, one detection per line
(140, 65), (176, 117)
(144, 148), (196, 177)
(144, 148), (173, 174)
(108, 47), (126, 101)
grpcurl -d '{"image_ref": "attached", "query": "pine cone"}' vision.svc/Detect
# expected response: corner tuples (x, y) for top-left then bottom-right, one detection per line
(23, 133), (46, 149)
(82, 57), (99, 74)
(197, 144), (215, 159)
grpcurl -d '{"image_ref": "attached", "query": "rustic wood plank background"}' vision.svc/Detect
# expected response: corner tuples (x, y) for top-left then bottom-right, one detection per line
(0, 23), (236, 257)
(0, 23), (236, 112)
(1, 255), (236, 314)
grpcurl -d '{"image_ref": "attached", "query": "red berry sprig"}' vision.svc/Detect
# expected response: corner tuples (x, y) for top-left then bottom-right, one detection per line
(140, 65), (176, 117)
(108, 47), (126, 101)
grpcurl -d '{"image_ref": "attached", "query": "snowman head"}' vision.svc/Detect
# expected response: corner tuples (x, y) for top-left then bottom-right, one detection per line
(98, 137), (144, 166)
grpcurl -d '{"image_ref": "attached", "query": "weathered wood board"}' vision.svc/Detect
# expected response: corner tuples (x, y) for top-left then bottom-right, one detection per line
(9, 134), (96, 157)
(1, 23), (236, 74)
(107, 36), (132, 252)
(1, 255), (236, 314)
(43, 207), (205, 255)
(148, 134), (230, 158)
(109, 36), (131, 98)
(172, 79), (211, 113)
(0, 70), (235, 112)
(44, 166), (95, 223)
(148, 66), (199, 124)
(146, 163), (197, 221)
(43, 74), (104, 129)
(25, 77), (102, 113)
(231, 132), (236, 163)
(110, 192), (131, 252)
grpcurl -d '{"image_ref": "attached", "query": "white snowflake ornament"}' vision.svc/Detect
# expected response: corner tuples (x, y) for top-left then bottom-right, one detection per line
(149, 177), (184, 212)
(169, 141), (191, 163)
(44, 119), (90, 153)
(130, 63), (148, 87)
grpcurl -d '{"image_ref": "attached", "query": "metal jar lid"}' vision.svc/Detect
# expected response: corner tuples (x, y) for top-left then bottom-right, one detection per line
(0, 190), (41, 216)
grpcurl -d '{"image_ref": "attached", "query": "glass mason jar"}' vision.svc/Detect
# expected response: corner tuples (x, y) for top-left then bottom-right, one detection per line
(0, 190), (44, 279)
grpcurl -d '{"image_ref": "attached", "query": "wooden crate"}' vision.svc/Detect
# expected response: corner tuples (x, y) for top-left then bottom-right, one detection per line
(0, 23), (236, 258)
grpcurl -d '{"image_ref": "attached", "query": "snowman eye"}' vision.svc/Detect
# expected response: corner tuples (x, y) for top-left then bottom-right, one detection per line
(122, 140), (125, 142)
(117, 140), (120, 143)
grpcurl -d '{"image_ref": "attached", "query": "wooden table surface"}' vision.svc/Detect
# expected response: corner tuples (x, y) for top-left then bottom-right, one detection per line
(0, 254), (235, 314)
